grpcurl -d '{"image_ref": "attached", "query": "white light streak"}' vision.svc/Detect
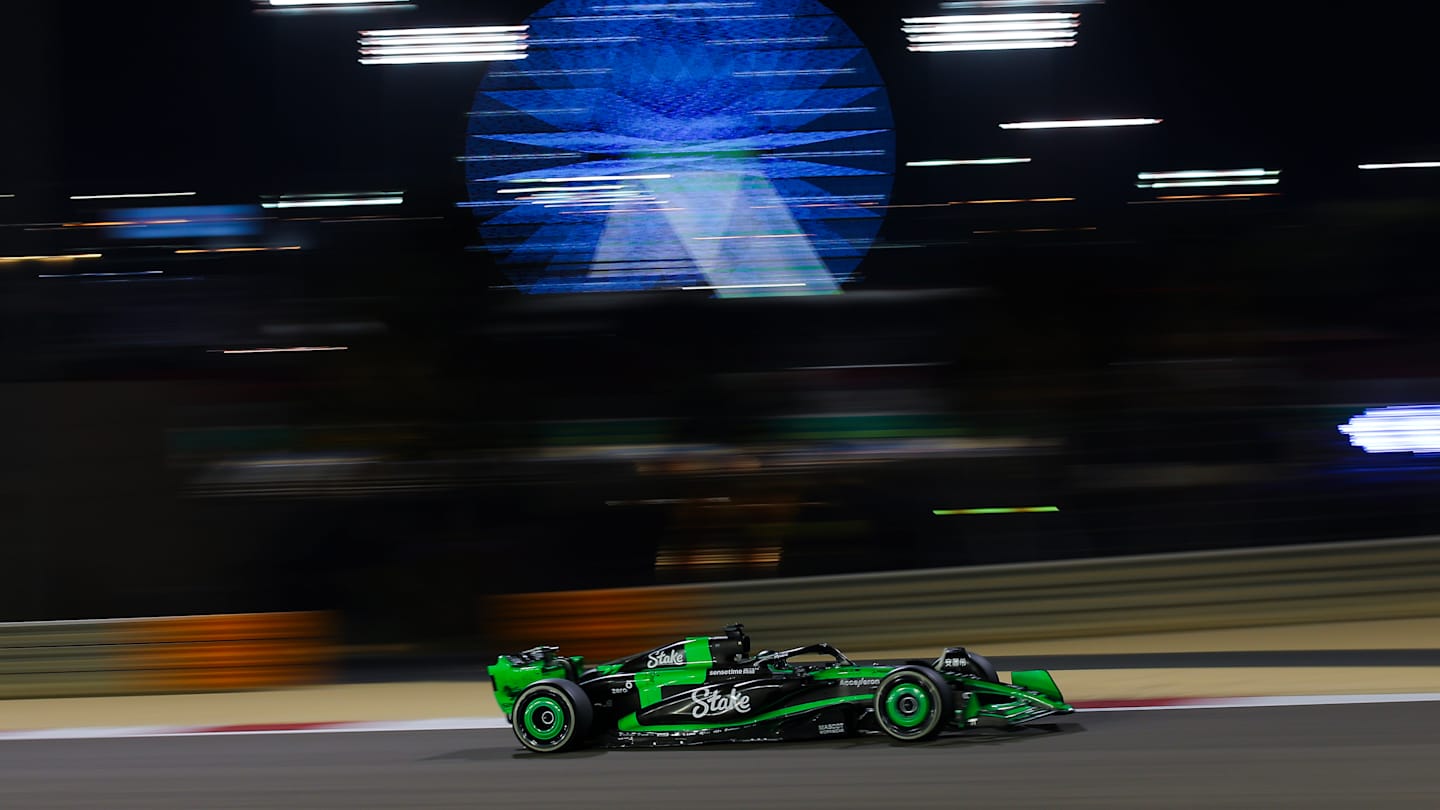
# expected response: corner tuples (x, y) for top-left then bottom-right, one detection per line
(1137, 169), (1276, 180)
(525, 190), (647, 199)
(1000, 118), (1161, 129)
(217, 346), (350, 354)
(359, 25), (527, 65)
(468, 108), (586, 117)
(497, 185), (627, 194)
(69, 191), (197, 200)
(904, 11), (1080, 52)
(1136, 168), (1281, 190)
(460, 152), (582, 162)
(488, 68), (610, 77)
(681, 283), (807, 291)
(753, 107), (876, 115)
(270, 0), (408, 4)
(734, 68), (856, 77)
(543, 199), (667, 208)
(261, 196), (402, 209)
(909, 29), (1074, 41)
(907, 157), (1032, 167)
(709, 36), (828, 45)
(538, 192), (659, 204)
(360, 26), (527, 36)
(508, 174), (672, 183)
(693, 233), (807, 240)
(360, 43), (529, 56)
(905, 20), (1078, 33)
(360, 52), (528, 65)
(1127, 192), (1280, 204)
(366, 34), (529, 45)
(536, 197), (654, 206)
(567, 15), (689, 22)
(1339, 405), (1440, 454)
(691, 13), (787, 20)
(175, 246), (303, 254)
(268, 192), (399, 200)
(38, 270), (162, 278)
(1136, 178), (1280, 189)
(605, 2), (756, 10)
(910, 40), (1074, 51)
(766, 150), (886, 158)
(528, 36), (640, 45)
(904, 12), (1076, 22)
(942, 0), (1102, 7)
(1358, 161), (1440, 170)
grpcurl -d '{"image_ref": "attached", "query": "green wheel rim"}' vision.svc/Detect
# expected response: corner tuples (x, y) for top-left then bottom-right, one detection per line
(885, 683), (931, 729)
(522, 696), (566, 741)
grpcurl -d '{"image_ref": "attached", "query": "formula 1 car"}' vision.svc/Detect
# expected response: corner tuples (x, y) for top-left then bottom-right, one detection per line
(488, 624), (1073, 752)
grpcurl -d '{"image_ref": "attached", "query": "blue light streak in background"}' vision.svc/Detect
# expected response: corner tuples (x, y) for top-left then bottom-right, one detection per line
(109, 205), (263, 240)
(466, 0), (895, 297)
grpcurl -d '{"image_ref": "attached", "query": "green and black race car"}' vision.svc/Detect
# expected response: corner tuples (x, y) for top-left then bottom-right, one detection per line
(488, 624), (1073, 752)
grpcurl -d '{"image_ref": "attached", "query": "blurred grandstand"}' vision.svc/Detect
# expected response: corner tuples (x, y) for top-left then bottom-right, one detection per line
(3, 0), (1440, 656)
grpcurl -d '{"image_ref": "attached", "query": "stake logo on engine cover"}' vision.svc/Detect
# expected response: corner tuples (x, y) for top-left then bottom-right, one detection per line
(689, 686), (752, 719)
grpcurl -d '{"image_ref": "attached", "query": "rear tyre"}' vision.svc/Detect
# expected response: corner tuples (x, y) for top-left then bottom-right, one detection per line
(511, 679), (593, 753)
(874, 665), (954, 742)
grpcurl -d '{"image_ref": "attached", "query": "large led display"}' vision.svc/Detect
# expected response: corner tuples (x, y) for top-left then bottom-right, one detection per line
(465, 0), (895, 297)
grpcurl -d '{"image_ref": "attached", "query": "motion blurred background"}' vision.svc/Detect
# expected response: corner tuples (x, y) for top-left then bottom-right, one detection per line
(3, 0), (1439, 659)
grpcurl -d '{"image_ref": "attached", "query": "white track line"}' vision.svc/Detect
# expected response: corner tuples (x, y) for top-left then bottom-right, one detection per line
(1082, 693), (1440, 712)
(0, 725), (192, 740)
(0, 718), (510, 742)
(5, 694), (1440, 741)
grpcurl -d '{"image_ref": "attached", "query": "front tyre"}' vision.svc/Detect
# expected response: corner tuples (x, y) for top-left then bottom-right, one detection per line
(967, 652), (1000, 683)
(874, 666), (954, 742)
(511, 679), (593, 753)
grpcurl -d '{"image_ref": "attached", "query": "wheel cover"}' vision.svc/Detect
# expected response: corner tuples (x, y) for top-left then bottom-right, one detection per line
(884, 682), (932, 729)
(522, 696), (567, 742)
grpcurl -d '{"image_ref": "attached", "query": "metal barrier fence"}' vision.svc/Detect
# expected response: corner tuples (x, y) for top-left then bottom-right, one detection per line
(0, 612), (335, 699)
(485, 535), (1440, 660)
(7, 538), (1438, 699)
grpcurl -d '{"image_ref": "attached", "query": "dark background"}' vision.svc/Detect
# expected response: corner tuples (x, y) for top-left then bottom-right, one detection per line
(3, 1), (1439, 647)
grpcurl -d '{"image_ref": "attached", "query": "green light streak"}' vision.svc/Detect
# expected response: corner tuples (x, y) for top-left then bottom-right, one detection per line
(932, 506), (1060, 516)
(906, 158), (1031, 167)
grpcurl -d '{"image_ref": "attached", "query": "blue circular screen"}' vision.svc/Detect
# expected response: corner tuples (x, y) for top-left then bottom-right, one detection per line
(466, 0), (895, 297)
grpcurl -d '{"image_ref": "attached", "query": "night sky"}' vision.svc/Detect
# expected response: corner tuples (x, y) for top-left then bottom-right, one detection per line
(2, 0), (1439, 360)
(8, 1), (1438, 222)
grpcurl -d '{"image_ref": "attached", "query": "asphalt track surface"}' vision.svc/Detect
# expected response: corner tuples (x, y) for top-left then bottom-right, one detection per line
(2, 703), (1437, 809)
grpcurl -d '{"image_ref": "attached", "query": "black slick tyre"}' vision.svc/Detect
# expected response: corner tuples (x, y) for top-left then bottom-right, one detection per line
(511, 679), (593, 753)
(968, 652), (1000, 683)
(874, 665), (954, 742)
